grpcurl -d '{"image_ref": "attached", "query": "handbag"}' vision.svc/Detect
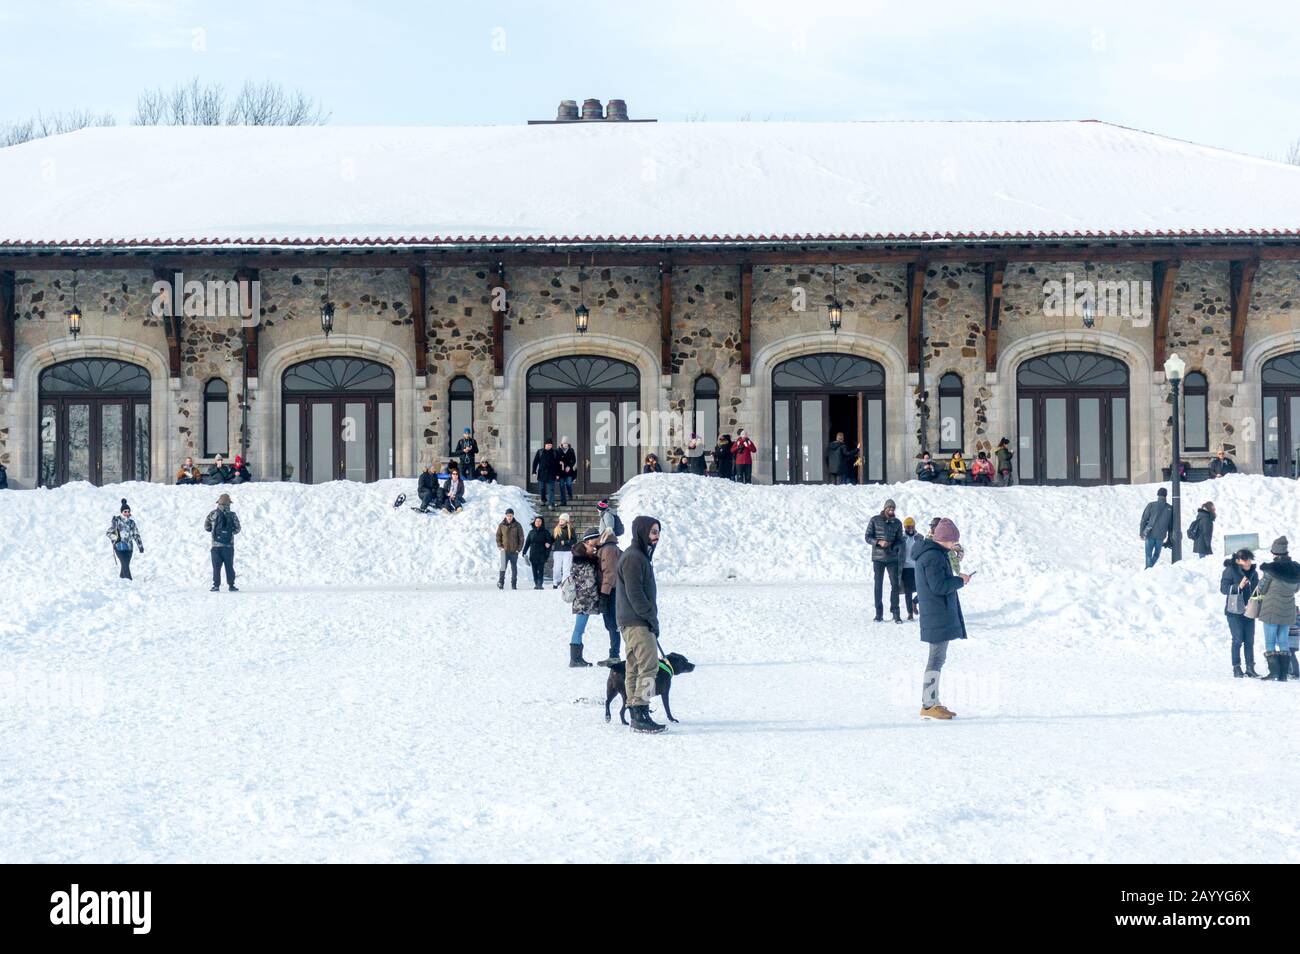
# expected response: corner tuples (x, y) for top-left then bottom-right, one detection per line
(560, 573), (577, 603)
(1244, 577), (1266, 620)
(1225, 587), (1246, 615)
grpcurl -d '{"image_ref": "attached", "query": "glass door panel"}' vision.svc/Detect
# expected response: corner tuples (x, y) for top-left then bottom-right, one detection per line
(800, 399), (825, 483)
(528, 401), (544, 487)
(588, 401), (614, 488)
(100, 403), (125, 485)
(1290, 396), (1300, 477)
(310, 401), (335, 483)
(1044, 398), (1068, 483)
(133, 402), (150, 482)
(67, 403), (91, 484)
(1111, 397), (1128, 481)
(1077, 397), (1102, 482)
(866, 398), (884, 482)
(555, 402), (579, 456)
(1263, 395), (1280, 476)
(40, 403), (57, 487)
(284, 403), (302, 482)
(343, 401), (368, 481)
(774, 400), (790, 482)
(378, 402), (394, 479)
(620, 401), (639, 487)
(1018, 397), (1034, 481)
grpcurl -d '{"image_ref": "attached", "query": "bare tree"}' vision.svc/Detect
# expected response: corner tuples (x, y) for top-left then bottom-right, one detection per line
(0, 109), (116, 147)
(1286, 137), (1300, 166)
(133, 77), (328, 126)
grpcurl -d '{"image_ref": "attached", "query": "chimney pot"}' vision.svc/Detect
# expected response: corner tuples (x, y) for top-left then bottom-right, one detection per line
(556, 99), (579, 122)
(581, 98), (604, 121)
(605, 99), (629, 121)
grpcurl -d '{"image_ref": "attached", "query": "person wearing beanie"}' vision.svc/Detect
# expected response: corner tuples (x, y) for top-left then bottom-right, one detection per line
(551, 513), (575, 589)
(732, 429), (757, 484)
(230, 454), (253, 484)
(203, 493), (241, 591)
(522, 515), (552, 590)
(556, 436), (576, 506)
(495, 509), (523, 590)
(565, 530), (603, 667)
(994, 437), (1015, 486)
(107, 498), (144, 580)
(1220, 549), (1260, 678)
(454, 427), (479, 483)
(597, 498), (624, 538)
(1257, 536), (1299, 681)
(1186, 501), (1216, 558)
(900, 516), (923, 620)
(616, 515), (666, 733)
(915, 517), (971, 719)
(865, 498), (905, 623)
(595, 527), (624, 666)
(205, 453), (234, 485)
(1139, 487), (1174, 569)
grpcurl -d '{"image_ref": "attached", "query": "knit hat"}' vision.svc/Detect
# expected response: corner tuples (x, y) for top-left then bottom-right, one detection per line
(1271, 535), (1289, 556)
(120, 498), (130, 513)
(581, 528), (601, 543)
(932, 518), (960, 544)
(1157, 488), (1168, 497)
(234, 455), (243, 465)
(463, 427), (472, 434)
(883, 498), (896, 509)
(217, 493), (232, 506)
(596, 499), (609, 510)
(903, 517), (915, 528)
(559, 512), (570, 523)
(505, 508), (514, 515)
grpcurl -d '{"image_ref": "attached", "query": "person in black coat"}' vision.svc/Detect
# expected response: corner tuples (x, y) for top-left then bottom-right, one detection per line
(915, 518), (971, 720)
(714, 435), (734, 480)
(1209, 449), (1237, 478)
(204, 454), (234, 485)
(229, 455), (253, 484)
(556, 437), (577, 506)
(642, 453), (663, 474)
(865, 498), (905, 623)
(1220, 549), (1260, 678)
(441, 465), (466, 513)
(914, 452), (940, 482)
(826, 432), (858, 485)
(532, 439), (560, 507)
(1139, 488), (1173, 568)
(0, 462), (7, 489)
(473, 460), (497, 482)
(454, 429), (478, 479)
(416, 463), (441, 512)
(522, 516), (552, 589)
(1187, 501), (1215, 558)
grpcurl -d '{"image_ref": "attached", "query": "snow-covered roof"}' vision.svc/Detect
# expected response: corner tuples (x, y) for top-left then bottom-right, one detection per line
(2, 120), (1300, 249)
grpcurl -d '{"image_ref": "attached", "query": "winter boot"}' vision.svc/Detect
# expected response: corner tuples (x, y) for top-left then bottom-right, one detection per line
(1261, 652), (1279, 681)
(210, 584), (220, 592)
(1233, 665), (1245, 678)
(892, 614), (904, 625)
(511, 578), (517, 590)
(1290, 651), (1299, 680)
(228, 585), (238, 592)
(1280, 653), (1290, 683)
(629, 704), (666, 734)
(873, 615), (884, 623)
(497, 572), (505, 590)
(569, 643), (592, 668)
(920, 704), (956, 720)
(1245, 658), (1260, 677)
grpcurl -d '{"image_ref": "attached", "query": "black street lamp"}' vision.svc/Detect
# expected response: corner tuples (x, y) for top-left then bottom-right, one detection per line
(1164, 351), (1186, 563)
(827, 264), (842, 333)
(66, 270), (82, 339)
(575, 269), (589, 334)
(320, 268), (335, 337)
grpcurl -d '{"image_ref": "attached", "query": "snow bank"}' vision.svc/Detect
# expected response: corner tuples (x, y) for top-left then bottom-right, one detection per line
(615, 472), (1300, 648)
(0, 479), (532, 639)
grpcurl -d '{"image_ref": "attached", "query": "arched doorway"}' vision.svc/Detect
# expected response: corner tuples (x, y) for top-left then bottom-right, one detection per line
(38, 358), (151, 487)
(1263, 351), (1300, 477)
(526, 356), (640, 494)
(282, 357), (395, 483)
(1016, 352), (1129, 486)
(772, 353), (886, 484)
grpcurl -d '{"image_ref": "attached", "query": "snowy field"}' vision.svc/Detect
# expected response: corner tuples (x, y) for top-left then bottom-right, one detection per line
(1, 474), (1298, 863)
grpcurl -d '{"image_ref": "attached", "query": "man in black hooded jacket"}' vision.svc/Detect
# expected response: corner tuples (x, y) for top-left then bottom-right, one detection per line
(616, 515), (666, 733)
(865, 498), (905, 623)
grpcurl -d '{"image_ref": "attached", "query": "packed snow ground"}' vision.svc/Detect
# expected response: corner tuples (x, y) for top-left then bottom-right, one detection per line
(1, 474), (1298, 862)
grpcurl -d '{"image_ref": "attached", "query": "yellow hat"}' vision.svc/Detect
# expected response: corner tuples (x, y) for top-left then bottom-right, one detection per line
(903, 517), (915, 527)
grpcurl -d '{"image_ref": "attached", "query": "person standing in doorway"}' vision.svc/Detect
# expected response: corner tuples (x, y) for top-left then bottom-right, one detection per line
(901, 516), (922, 621)
(204, 492), (241, 592)
(552, 513), (575, 589)
(732, 429), (756, 483)
(1139, 488), (1174, 568)
(532, 438), (560, 509)
(455, 427), (478, 480)
(827, 432), (853, 486)
(915, 518), (971, 719)
(556, 436), (577, 506)
(495, 508), (522, 590)
(107, 498), (144, 580)
(616, 515), (666, 733)
(865, 498), (905, 623)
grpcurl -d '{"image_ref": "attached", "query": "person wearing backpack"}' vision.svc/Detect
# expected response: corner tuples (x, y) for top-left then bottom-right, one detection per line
(1257, 536), (1300, 682)
(1220, 548), (1260, 678)
(107, 498), (144, 580)
(203, 492), (241, 592)
(595, 527), (623, 666)
(522, 515), (552, 590)
(564, 530), (601, 667)
(596, 498), (624, 538)
(1187, 501), (1216, 558)
(551, 513), (575, 589)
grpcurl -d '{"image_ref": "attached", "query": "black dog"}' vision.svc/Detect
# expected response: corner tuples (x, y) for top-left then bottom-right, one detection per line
(604, 652), (695, 724)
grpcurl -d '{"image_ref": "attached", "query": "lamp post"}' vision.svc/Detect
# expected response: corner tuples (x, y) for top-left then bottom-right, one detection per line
(1164, 351), (1186, 563)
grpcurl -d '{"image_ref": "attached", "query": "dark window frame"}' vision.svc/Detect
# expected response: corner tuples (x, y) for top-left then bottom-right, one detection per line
(203, 378), (230, 458)
(449, 375), (475, 454)
(938, 372), (964, 453)
(1182, 371), (1208, 453)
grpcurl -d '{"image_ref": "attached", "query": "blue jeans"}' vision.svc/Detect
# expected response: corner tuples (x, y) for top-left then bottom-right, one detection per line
(539, 479), (555, 505)
(1227, 613), (1255, 670)
(1143, 536), (1162, 568)
(571, 613), (591, 646)
(559, 476), (572, 505)
(1263, 622), (1290, 653)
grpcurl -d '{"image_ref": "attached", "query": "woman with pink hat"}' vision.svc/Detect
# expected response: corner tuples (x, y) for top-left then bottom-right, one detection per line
(913, 517), (973, 720)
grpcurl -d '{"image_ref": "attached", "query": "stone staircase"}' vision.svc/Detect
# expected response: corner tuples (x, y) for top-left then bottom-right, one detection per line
(521, 491), (624, 580)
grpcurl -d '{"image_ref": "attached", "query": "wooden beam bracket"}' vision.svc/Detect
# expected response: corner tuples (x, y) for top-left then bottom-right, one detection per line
(492, 262), (506, 378)
(1151, 260), (1180, 369)
(1228, 257), (1258, 373)
(739, 263), (752, 376)
(659, 261), (673, 374)
(906, 262), (926, 373)
(983, 261), (1006, 373)
(408, 265), (428, 379)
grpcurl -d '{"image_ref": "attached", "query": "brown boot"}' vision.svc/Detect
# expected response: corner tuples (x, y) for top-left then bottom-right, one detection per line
(920, 704), (956, 720)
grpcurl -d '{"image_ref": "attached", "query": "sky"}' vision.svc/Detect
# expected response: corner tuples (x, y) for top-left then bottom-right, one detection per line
(1, 0), (1298, 159)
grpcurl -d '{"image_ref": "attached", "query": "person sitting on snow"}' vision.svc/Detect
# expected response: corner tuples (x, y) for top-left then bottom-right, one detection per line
(205, 454), (234, 485)
(416, 463), (441, 512)
(229, 455), (253, 484)
(441, 464), (466, 513)
(946, 452), (968, 484)
(915, 452), (940, 482)
(473, 459), (497, 483)
(175, 456), (202, 485)
(971, 452), (994, 486)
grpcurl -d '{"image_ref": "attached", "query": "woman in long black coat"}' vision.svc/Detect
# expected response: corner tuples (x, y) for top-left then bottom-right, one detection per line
(714, 435), (734, 480)
(1188, 502), (1216, 558)
(1220, 549), (1259, 677)
(914, 518), (970, 720)
(522, 516), (552, 590)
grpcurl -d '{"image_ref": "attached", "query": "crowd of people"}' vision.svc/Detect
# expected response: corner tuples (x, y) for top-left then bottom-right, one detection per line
(914, 439), (1015, 486)
(175, 454), (252, 485)
(663, 430), (758, 481)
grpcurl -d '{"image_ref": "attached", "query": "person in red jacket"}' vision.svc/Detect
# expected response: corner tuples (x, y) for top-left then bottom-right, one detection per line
(971, 451), (995, 486)
(732, 429), (757, 483)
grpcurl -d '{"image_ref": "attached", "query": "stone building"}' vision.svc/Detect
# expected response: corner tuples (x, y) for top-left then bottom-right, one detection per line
(2, 113), (1300, 491)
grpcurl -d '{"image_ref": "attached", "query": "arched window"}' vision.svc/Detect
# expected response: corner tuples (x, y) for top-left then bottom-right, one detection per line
(693, 374), (719, 448)
(38, 358), (151, 487)
(1182, 371), (1208, 453)
(449, 376), (474, 452)
(938, 372), (963, 452)
(204, 378), (229, 458)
